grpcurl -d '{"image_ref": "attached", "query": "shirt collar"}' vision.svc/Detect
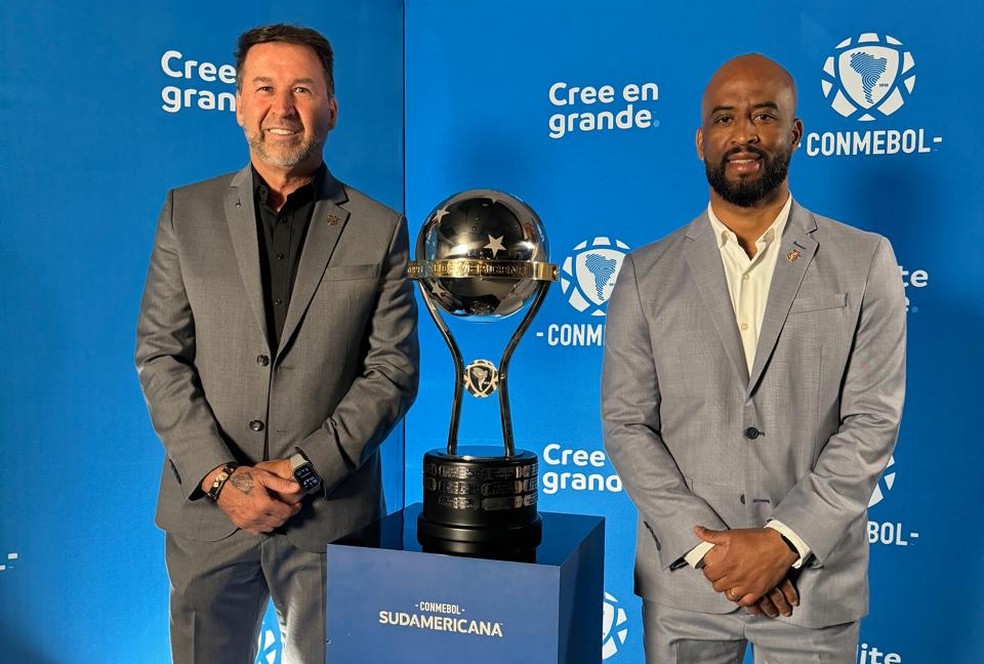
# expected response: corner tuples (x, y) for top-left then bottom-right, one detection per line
(251, 163), (326, 208)
(707, 194), (794, 250)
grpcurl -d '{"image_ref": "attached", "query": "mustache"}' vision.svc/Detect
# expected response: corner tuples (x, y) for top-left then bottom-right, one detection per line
(263, 113), (303, 130)
(721, 145), (768, 164)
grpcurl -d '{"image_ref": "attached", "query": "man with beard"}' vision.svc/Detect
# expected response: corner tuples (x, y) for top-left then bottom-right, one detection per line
(136, 24), (418, 663)
(602, 54), (905, 662)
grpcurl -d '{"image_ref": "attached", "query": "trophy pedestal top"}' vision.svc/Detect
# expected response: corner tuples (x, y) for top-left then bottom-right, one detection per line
(327, 503), (605, 663)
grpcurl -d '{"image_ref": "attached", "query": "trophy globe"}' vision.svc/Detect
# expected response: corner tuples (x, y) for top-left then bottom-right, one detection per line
(408, 189), (557, 555)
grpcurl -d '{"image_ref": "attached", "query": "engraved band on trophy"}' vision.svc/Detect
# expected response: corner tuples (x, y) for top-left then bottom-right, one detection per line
(407, 190), (558, 555)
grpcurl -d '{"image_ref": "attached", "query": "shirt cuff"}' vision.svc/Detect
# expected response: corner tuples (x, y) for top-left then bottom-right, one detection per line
(684, 541), (715, 568)
(766, 520), (811, 569)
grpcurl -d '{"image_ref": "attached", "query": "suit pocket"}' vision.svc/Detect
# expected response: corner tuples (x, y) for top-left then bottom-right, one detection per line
(643, 521), (661, 551)
(688, 477), (742, 524)
(323, 263), (380, 281)
(789, 293), (847, 314)
(169, 459), (182, 485)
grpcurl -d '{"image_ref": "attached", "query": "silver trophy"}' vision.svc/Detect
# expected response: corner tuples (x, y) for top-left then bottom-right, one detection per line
(408, 190), (557, 554)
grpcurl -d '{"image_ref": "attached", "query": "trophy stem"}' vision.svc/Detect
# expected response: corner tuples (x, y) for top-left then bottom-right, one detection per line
(416, 283), (466, 455)
(497, 281), (553, 457)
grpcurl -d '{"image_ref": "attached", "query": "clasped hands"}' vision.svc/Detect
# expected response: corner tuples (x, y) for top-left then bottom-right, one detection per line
(694, 526), (800, 618)
(203, 460), (304, 536)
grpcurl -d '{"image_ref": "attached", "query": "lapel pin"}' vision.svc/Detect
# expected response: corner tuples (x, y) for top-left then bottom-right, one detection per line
(326, 214), (341, 226)
(235, 199), (241, 208)
(786, 248), (802, 263)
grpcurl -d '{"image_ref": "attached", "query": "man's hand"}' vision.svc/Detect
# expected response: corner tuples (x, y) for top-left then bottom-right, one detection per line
(694, 526), (798, 607)
(204, 465), (302, 535)
(256, 459), (305, 505)
(744, 577), (799, 618)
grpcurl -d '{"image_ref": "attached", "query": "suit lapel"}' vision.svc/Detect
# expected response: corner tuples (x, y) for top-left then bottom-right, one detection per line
(277, 171), (350, 355)
(225, 166), (270, 350)
(747, 202), (818, 393)
(684, 213), (749, 385)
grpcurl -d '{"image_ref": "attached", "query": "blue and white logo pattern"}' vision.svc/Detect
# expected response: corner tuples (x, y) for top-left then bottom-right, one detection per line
(0, 552), (18, 572)
(821, 33), (915, 122)
(868, 454), (897, 507)
(602, 591), (629, 659)
(560, 237), (630, 317)
(255, 609), (281, 664)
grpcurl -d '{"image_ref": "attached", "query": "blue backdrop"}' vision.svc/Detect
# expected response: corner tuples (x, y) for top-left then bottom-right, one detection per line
(1, 1), (981, 662)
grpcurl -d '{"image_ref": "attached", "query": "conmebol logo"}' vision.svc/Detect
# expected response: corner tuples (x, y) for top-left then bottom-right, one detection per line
(821, 33), (915, 122)
(561, 237), (630, 317)
(602, 591), (629, 659)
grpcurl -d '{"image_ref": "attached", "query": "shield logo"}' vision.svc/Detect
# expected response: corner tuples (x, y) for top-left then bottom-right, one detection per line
(573, 248), (623, 306)
(560, 237), (631, 317)
(838, 46), (900, 109)
(463, 359), (499, 398)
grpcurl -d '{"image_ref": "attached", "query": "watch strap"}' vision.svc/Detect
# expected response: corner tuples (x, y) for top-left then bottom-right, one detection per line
(290, 450), (309, 472)
(290, 449), (323, 495)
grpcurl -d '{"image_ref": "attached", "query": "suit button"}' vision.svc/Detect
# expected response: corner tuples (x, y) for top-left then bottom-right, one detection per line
(249, 419), (265, 432)
(256, 354), (270, 366)
(744, 427), (761, 440)
(740, 494), (746, 504)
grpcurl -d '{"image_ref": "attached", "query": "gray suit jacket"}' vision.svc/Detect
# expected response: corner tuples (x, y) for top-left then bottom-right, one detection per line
(602, 201), (905, 628)
(136, 165), (419, 552)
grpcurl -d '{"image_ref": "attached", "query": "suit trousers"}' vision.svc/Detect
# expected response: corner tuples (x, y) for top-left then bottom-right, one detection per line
(643, 600), (859, 664)
(166, 529), (326, 664)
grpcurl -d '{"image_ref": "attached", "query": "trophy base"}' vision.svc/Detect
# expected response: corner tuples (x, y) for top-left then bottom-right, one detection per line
(417, 516), (542, 560)
(418, 446), (542, 556)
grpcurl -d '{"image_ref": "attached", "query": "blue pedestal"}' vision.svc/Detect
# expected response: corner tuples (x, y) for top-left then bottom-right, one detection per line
(326, 503), (604, 663)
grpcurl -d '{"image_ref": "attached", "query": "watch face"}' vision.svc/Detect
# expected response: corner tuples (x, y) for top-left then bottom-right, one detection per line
(293, 464), (322, 494)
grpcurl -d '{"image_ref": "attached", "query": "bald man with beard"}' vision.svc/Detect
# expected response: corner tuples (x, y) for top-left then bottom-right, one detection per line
(602, 54), (906, 663)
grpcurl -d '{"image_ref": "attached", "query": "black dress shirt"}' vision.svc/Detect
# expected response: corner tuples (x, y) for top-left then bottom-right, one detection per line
(252, 164), (326, 349)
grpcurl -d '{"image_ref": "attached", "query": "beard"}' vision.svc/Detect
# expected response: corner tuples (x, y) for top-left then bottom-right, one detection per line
(244, 123), (324, 169)
(704, 144), (792, 207)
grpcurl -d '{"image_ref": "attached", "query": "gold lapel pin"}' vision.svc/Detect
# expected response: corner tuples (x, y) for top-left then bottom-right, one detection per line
(326, 214), (341, 226)
(786, 248), (802, 263)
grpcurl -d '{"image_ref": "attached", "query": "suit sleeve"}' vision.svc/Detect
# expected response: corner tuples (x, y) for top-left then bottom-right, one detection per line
(295, 215), (419, 494)
(135, 191), (235, 498)
(602, 253), (728, 569)
(769, 236), (906, 564)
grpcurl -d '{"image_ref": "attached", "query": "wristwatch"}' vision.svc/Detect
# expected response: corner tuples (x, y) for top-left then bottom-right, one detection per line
(289, 450), (323, 495)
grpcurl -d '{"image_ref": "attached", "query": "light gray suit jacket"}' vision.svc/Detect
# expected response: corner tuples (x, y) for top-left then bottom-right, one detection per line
(136, 165), (418, 552)
(602, 201), (905, 628)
